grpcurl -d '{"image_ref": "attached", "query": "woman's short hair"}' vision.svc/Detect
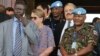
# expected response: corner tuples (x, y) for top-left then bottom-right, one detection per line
(32, 9), (44, 18)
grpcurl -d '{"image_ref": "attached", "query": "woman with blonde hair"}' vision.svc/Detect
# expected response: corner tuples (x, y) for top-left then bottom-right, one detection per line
(31, 9), (55, 56)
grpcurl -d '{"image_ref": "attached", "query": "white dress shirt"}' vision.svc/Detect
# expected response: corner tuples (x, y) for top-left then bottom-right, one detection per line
(58, 20), (74, 56)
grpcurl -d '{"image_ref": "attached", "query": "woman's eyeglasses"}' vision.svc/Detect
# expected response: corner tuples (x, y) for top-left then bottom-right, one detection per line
(31, 17), (37, 20)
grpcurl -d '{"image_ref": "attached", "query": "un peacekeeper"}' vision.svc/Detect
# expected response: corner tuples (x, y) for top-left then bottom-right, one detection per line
(44, 1), (63, 34)
(44, 1), (64, 56)
(60, 7), (98, 56)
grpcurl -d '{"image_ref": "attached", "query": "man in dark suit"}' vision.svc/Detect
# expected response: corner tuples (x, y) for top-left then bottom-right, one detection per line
(94, 22), (100, 56)
(54, 3), (76, 56)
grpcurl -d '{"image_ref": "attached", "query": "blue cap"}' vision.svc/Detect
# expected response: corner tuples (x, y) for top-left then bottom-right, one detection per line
(51, 1), (63, 8)
(72, 7), (87, 15)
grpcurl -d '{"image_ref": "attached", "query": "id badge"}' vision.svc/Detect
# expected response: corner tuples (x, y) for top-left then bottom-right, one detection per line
(71, 42), (77, 49)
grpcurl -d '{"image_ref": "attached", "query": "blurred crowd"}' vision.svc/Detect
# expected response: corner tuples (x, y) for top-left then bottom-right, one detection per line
(0, 1), (100, 56)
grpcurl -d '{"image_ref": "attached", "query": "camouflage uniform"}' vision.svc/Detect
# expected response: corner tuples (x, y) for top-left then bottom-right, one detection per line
(61, 24), (98, 56)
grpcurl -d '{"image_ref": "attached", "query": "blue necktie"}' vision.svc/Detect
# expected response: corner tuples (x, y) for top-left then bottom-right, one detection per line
(14, 21), (22, 56)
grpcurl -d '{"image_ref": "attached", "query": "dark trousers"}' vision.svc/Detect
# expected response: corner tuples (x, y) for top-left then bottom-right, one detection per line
(93, 43), (100, 56)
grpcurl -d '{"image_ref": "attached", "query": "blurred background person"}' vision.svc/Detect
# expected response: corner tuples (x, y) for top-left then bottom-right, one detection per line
(92, 17), (100, 56)
(92, 17), (100, 26)
(36, 3), (51, 20)
(94, 20), (100, 56)
(0, 4), (9, 22)
(5, 7), (14, 18)
(31, 9), (55, 56)
(0, 4), (5, 13)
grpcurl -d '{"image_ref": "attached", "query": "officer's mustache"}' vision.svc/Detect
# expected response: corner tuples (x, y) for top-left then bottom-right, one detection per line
(66, 13), (72, 15)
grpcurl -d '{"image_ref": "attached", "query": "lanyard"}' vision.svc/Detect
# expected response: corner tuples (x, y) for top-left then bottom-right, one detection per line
(72, 32), (77, 42)
(71, 32), (77, 49)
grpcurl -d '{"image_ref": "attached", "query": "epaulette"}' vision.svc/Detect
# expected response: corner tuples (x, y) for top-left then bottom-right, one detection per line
(88, 24), (95, 30)
(65, 27), (73, 31)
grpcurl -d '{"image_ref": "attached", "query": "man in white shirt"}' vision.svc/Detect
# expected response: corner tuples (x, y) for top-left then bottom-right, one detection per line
(57, 3), (76, 56)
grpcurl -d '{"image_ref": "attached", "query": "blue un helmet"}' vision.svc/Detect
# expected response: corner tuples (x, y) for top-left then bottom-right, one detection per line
(72, 7), (87, 15)
(50, 1), (63, 8)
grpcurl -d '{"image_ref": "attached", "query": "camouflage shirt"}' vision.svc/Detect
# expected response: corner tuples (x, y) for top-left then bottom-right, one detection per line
(61, 24), (98, 56)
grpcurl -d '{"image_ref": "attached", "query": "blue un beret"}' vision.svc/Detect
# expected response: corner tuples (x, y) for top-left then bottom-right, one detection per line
(72, 7), (87, 15)
(51, 1), (63, 8)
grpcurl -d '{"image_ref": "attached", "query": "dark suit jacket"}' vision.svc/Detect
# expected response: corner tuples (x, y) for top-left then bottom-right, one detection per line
(95, 22), (100, 37)
(54, 20), (66, 46)
(0, 13), (10, 23)
(94, 22), (100, 56)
